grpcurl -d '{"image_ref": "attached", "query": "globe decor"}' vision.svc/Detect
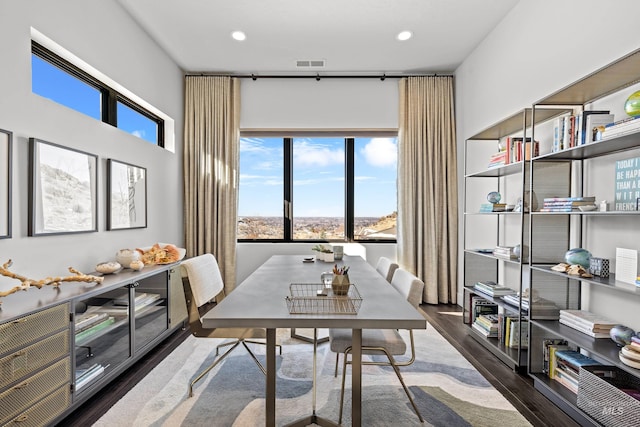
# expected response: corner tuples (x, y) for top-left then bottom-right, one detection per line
(625, 90), (640, 117)
(564, 248), (591, 269)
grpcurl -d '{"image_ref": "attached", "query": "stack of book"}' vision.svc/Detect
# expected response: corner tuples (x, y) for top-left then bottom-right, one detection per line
(472, 313), (499, 338)
(473, 281), (516, 297)
(487, 151), (507, 168)
(479, 203), (507, 212)
(619, 335), (640, 369)
(469, 295), (498, 324)
(539, 196), (596, 212)
(601, 115), (640, 140)
(559, 309), (618, 338)
(75, 313), (116, 343)
(76, 363), (105, 391)
(493, 245), (517, 259)
(552, 350), (602, 394)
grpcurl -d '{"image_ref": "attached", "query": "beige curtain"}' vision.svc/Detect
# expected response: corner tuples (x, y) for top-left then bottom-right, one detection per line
(183, 76), (240, 293)
(398, 76), (458, 304)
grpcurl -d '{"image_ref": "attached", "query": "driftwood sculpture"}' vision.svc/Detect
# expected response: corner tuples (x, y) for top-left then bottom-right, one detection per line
(0, 259), (104, 304)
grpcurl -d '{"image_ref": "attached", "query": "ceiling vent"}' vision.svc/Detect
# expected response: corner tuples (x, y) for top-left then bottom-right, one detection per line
(296, 59), (325, 68)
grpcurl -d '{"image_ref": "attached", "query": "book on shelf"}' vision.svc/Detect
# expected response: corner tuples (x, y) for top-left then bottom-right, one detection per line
(469, 295), (498, 323)
(558, 317), (612, 338)
(586, 113), (614, 144)
(554, 350), (602, 372)
(542, 338), (569, 375)
(507, 318), (528, 349)
(76, 363), (105, 391)
(75, 316), (116, 342)
(601, 114), (640, 139)
(559, 309), (618, 329)
(493, 246), (518, 259)
(479, 203), (506, 212)
(487, 150), (507, 168)
(553, 365), (579, 394)
(575, 110), (610, 146)
(473, 281), (517, 297)
(75, 312), (109, 332)
(548, 343), (572, 379)
(472, 320), (498, 338)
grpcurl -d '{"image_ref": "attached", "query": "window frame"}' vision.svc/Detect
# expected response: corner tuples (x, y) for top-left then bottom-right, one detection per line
(31, 41), (165, 147)
(238, 133), (397, 244)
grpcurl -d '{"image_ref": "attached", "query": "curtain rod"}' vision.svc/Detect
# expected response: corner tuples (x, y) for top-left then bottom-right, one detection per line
(185, 73), (453, 80)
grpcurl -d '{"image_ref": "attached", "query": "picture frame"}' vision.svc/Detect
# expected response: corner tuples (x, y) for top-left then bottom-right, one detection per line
(107, 159), (147, 230)
(0, 128), (12, 239)
(28, 138), (98, 236)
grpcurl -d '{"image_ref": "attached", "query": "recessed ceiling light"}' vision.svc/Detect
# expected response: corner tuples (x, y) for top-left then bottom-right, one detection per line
(231, 31), (246, 41)
(397, 31), (413, 41)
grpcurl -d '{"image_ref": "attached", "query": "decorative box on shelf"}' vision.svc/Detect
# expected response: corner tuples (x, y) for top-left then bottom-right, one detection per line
(577, 365), (640, 427)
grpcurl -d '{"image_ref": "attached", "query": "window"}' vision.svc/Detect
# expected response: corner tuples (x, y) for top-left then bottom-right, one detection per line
(238, 135), (397, 242)
(31, 41), (164, 147)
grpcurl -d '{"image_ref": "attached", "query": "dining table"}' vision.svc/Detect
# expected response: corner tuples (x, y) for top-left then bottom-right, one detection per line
(201, 254), (427, 427)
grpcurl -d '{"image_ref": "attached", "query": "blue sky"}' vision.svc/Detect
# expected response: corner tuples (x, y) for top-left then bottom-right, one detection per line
(239, 137), (397, 217)
(31, 55), (157, 144)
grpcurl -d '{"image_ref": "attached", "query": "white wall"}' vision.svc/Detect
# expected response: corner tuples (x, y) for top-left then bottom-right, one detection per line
(0, 0), (184, 291)
(455, 0), (640, 328)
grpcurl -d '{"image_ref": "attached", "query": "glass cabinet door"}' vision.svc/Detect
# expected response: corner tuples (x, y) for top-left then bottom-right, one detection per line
(133, 270), (169, 353)
(73, 286), (131, 394)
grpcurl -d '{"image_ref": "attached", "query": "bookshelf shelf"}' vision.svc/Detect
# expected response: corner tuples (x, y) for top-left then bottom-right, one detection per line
(526, 47), (640, 425)
(463, 109), (531, 371)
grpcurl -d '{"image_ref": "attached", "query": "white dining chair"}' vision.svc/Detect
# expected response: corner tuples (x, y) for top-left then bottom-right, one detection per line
(181, 253), (281, 397)
(375, 256), (399, 283)
(329, 268), (425, 423)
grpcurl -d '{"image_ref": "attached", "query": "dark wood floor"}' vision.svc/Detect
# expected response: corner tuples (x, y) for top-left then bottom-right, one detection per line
(58, 305), (580, 426)
(420, 304), (580, 427)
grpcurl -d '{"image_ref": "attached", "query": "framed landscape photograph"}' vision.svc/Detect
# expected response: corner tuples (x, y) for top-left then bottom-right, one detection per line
(0, 129), (12, 239)
(107, 159), (147, 230)
(28, 138), (98, 236)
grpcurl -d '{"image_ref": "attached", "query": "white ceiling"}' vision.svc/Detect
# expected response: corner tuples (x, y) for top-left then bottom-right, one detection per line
(117, 0), (520, 76)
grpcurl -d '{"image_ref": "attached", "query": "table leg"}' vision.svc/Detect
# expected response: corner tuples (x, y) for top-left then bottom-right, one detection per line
(266, 328), (276, 427)
(352, 328), (362, 427)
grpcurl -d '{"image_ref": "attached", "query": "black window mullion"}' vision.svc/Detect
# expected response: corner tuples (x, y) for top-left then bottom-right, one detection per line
(345, 138), (355, 241)
(103, 88), (117, 126)
(283, 138), (293, 241)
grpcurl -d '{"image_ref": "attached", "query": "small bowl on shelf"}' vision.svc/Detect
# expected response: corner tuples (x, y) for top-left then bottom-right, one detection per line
(96, 261), (122, 275)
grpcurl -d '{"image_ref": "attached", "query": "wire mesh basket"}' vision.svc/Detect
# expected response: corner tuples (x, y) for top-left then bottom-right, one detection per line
(286, 283), (362, 314)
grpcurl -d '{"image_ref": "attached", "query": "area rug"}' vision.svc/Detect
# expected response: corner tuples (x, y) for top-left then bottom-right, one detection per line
(94, 326), (532, 427)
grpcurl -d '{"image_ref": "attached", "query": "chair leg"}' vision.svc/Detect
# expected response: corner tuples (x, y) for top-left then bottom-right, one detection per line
(338, 346), (424, 424)
(240, 340), (267, 375)
(190, 340), (241, 397)
(244, 339), (283, 355)
(379, 348), (424, 423)
(216, 339), (238, 356)
(334, 352), (340, 377)
(338, 349), (349, 424)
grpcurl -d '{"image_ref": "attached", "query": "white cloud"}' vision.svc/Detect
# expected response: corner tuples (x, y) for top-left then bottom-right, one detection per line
(132, 130), (145, 138)
(293, 140), (344, 167)
(361, 138), (397, 167)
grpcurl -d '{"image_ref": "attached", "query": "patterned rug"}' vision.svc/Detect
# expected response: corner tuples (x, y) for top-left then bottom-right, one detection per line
(94, 326), (532, 427)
